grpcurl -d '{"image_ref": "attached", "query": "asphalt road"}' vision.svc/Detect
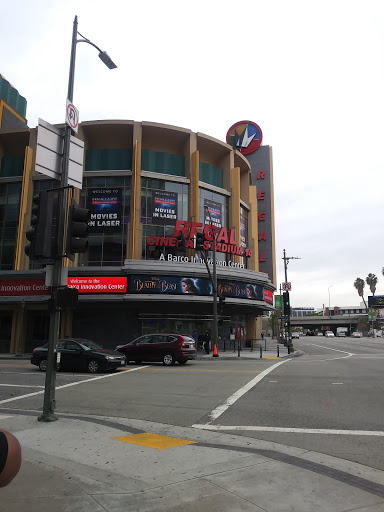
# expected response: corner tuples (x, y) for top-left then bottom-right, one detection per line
(1, 337), (383, 471)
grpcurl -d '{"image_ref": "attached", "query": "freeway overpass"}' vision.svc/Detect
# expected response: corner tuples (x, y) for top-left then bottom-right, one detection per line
(290, 314), (368, 335)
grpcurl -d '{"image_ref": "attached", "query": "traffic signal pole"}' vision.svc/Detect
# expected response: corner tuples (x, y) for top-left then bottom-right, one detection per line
(38, 18), (78, 422)
(282, 249), (300, 354)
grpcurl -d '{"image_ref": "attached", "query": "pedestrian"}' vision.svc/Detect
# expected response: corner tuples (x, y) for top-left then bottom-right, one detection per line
(192, 330), (199, 349)
(204, 330), (211, 354)
(198, 331), (204, 351)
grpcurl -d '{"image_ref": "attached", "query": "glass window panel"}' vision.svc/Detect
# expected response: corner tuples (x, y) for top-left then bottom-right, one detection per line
(166, 182), (182, 193)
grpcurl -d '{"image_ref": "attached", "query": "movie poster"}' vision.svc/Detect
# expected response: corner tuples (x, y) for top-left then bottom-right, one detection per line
(240, 213), (247, 248)
(88, 188), (122, 233)
(130, 275), (265, 301)
(151, 190), (178, 225)
(204, 199), (222, 229)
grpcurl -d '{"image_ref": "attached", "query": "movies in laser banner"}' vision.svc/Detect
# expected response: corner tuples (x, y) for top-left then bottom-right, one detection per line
(151, 190), (178, 225)
(88, 188), (123, 233)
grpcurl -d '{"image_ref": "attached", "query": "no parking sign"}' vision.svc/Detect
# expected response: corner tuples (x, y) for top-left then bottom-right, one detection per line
(66, 99), (79, 133)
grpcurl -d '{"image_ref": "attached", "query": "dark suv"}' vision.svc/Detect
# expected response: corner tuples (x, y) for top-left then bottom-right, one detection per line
(116, 334), (197, 366)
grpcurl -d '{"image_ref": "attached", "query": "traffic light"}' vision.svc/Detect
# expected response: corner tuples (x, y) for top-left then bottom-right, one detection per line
(283, 291), (290, 315)
(176, 233), (186, 254)
(218, 295), (225, 315)
(66, 199), (90, 261)
(55, 286), (79, 309)
(195, 231), (205, 250)
(25, 191), (55, 262)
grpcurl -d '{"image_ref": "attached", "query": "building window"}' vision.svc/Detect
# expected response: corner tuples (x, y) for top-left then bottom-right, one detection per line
(141, 177), (188, 260)
(199, 162), (223, 188)
(85, 148), (132, 171)
(0, 155), (24, 177)
(240, 206), (249, 269)
(79, 176), (131, 266)
(141, 149), (185, 177)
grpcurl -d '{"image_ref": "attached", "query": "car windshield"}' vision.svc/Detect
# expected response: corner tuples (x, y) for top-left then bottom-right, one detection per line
(77, 340), (102, 351)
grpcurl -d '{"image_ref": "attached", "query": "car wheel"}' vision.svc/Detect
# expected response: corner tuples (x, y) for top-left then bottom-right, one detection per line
(178, 360), (188, 365)
(88, 359), (100, 373)
(39, 358), (47, 372)
(163, 353), (175, 366)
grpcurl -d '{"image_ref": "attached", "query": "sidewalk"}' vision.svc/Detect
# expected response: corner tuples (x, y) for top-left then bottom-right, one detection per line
(1, 410), (384, 511)
(0, 338), (299, 362)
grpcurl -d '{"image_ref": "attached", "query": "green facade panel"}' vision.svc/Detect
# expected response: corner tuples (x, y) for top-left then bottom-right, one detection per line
(199, 162), (223, 188)
(0, 75), (27, 119)
(141, 149), (185, 177)
(85, 148), (132, 171)
(0, 155), (24, 177)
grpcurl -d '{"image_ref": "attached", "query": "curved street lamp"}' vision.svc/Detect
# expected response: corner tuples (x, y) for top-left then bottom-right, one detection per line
(39, 16), (116, 423)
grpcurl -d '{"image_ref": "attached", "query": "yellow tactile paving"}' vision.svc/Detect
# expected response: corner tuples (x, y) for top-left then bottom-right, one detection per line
(113, 433), (196, 450)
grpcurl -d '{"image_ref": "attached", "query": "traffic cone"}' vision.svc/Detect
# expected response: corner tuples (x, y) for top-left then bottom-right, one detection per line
(213, 344), (219, 357)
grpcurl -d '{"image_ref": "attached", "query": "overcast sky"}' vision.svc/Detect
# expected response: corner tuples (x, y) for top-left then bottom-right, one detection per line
(2, 0), (383, 308)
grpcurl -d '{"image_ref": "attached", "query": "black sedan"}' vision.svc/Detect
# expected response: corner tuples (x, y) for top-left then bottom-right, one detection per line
(31, 338), (126, 373)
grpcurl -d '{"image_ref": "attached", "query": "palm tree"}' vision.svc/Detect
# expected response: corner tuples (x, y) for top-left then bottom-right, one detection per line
(366, 273), (378, 296)
(354, 278), (368, 310)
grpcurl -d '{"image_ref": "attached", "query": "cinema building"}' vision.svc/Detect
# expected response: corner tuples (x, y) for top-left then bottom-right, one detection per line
(0, 78), (276, 353)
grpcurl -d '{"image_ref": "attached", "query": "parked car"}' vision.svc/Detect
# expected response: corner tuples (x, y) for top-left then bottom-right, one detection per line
(316, 332), (324, 336)
(31, 338), (126, 373)
(352, 332), (362, 338)
(324, 331), (335, 337)
(306, 330), (315, 336)
(116, 333), (197, 365)
(336, 332), (346, 337)
(291, 332), (300, 339)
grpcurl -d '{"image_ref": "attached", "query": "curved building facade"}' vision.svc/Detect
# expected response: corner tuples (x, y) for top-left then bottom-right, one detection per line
(0, 115), (276, 353)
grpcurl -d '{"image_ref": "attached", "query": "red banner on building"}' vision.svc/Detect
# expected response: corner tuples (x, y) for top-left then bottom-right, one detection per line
(264, 289), (273, 304)
(0, 279), (49, 296)
(67, 277), (127, 293)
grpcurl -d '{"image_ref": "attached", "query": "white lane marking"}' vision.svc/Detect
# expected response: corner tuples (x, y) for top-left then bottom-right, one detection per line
(191, 425), (384, 436)
(311, 344), (355, 356)
(332, 383), (343, 385)
(0, 414), (12, 419)
(0, 366), (149, 405)
(0, 384), (45, 388)
(204, 360), (289, 424)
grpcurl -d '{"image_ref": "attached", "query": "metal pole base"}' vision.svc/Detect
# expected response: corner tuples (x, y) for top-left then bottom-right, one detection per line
(38, 412), (58, 422)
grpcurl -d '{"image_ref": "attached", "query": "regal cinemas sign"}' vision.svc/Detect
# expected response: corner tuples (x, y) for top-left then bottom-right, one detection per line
(147, 220), (253, 257)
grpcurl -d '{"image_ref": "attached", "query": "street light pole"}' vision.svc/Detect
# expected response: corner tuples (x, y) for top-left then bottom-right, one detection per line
(38, 16), (116, 422)
(205, 207), (218, 355)
(282, 249), (300, 352)
(328, 285), (333, 317)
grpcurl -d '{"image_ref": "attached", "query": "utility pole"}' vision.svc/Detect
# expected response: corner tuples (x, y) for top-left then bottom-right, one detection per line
(37, 16), (116, 422)
(282, 249), (300, 352)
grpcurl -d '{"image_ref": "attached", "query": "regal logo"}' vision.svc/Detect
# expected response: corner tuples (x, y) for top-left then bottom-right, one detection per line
(226, 121), (262, 155)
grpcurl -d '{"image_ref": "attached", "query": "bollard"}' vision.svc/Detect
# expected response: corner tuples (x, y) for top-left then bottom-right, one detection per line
(277, 345), (280, 357)
(238, 340), (240, 357)
(260, 345), (262, 358)
(265, 338), (267, 351)
(287, 345), (290, 354)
